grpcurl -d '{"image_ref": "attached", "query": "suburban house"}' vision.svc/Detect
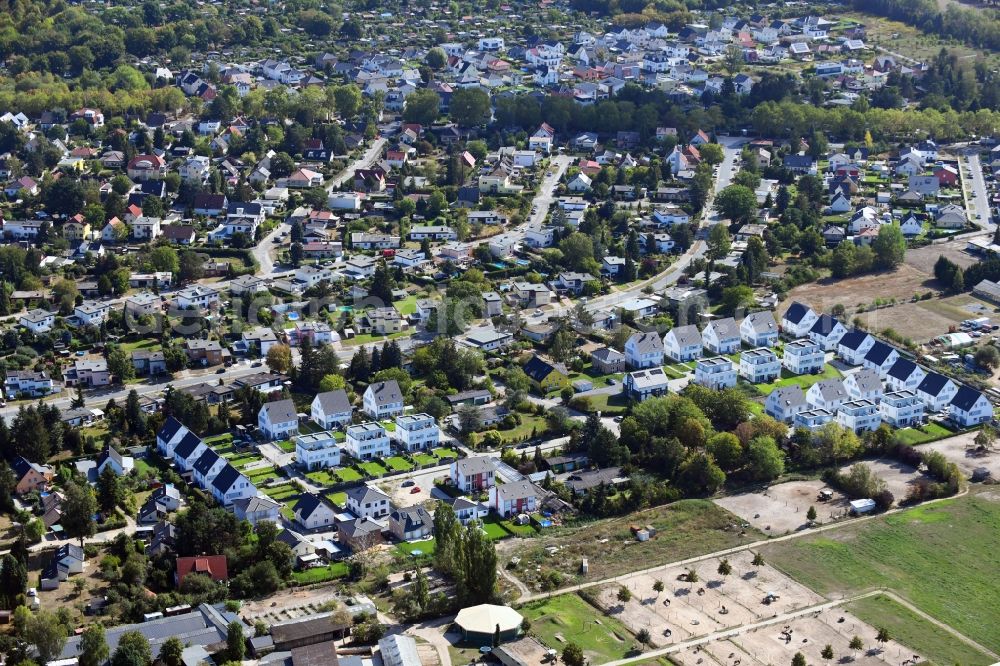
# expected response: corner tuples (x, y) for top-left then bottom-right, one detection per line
(663, 325), (702, 362)
(693, 357), (737, 390)
(837, 399), (881, 434)
(885, 358), (927, 392)
(346, 485), (390, 520)
(294, 493), (339, 530)
(880, 390), (924, 428)
(13, 456), (54, 494)
(702, 317), (740, 355)
(19, 309), (54, 334)
(623, 368), (669, 401)
(345, 422), (391, 460)
(591, 347), (626, 374)
(5, 370), (56, 399)
(257, 399), (300, 440)
(392, 413), (440, 451)
(363, 380), (404, 419)
(862, 341), (900, 377)
(844, 368), (884, 402)
(96, 445), (134, 476)
(917, 372), (959, 412)
(295, 432), (342, 471)
(172, 431), (208, 472)
(765, 385), (808, 423)
(232, 495), (282, 527)
(837, 330), (875, 365)
(488, 481), (539, 517)
(451, 457), (496, 493)
(782, 338), (824, 375)
(781, 302), (819, 338)
(740, 311), (779, 347)
(211, 465), (256, 506)
(522, 355), (570, 392)
(949, 386), (992, 426)
(388, 506), (433, 541)
(624, 332), (664, 369)
(807, 378), (849, 411)
(311, 390), (353, 430)
(739, 348), (780, 383)
(809, 314), (848, 351)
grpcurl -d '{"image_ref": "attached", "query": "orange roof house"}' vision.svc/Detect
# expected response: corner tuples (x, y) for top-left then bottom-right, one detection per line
(175, 555), (228, 586)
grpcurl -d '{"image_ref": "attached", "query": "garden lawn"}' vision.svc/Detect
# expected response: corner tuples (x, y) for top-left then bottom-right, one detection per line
(413, 452), (437, 466)
(274, 440), (296, 453)
(397, 538), (436, 556)
(480, 517), (512, 540)
(501, 520), (537, 537)
(359, 461), (389, 478)
(846, 594), (994, 666)
(246, 466), (280, 484)
(291, 562), (349, 584)
(754, 364), (842, 393)
(306, 469), (339, 486)
(204, 434), (233, 446)
(765, 495), (1000, 654)
(326, 491), (347, 507)
(894, 422), (955, 445)
(519, 593), (636, 663)
(336, 467), (363, 482)
(262, 484), (298, 501)
(579, 391), (628, 414)
(393, 295), (419, 316)
(432, 447), (459, 460)
(384, 456), (414, 471)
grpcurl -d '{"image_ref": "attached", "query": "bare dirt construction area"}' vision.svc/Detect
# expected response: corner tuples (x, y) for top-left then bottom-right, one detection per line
(590, 551), (825, 649)
(781, 263), (934, 318)
(854, 292), (1000, 344)
(920, 431), (1000, 479)
(241, 585), (341, 625)
(714, 481), (849, 535)
(906, 241), (982, 272)
(669, 606), (920, 666)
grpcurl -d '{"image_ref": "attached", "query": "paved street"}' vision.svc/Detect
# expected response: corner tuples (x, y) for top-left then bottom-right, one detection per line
(961, 150), (993, 229)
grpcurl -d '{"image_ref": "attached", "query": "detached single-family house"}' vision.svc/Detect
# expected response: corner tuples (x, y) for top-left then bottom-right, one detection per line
(294, 493), (338, 530)
(739, 348), (780, 383)
(844, 367), (883, 402)
(862, 341), (900, 377)
(781, 302), (818, 338)
(363, 380), (404, 419)
(451, 457), (496, 493)
(885, 358), (926, 392)
(623, 368), (669, 401)
(807, 378), (849, 411)
(389, 506), (433, 541)
(765, 385), (807, 423)
(488, 481), (539, 518)
(311, 390), (352, 430)
(663, 325), (702, 362)
(916, 372), (958, 412)
(257, 399), (299, 440)
(345, 422), (391, 460)
(782, 338), (824, 375)
(741, 311), (779, 347)
(949, 386), (992, 427)
(346, 485), (390, 520)
(624, 331), (664, 369)
(809, 314), (847, 351)
(702, 317), (740, 354)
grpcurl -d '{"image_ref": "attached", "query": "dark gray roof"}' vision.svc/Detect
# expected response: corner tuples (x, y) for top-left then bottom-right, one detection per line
(783, 301), (812, 324)
(390, 505), (432, 532)
(315, 389), (351, 415)
(667, 324), (701, 347)
(346, 485), (389, 505)
(262, 399), (297, 423)
(918, 372), (952, 397)
(813, 378), (848, 402)
(367, 380), (402, 406)
(173, 431), (203, 459)
(952, 385), (986, 411)
(294, 493), (330, 521)
(864, 341), (897, 365)
(193, 448), (221, 475)
(707, 317), (739, 340)
(157, 416), (185, 442)
(848, 368), (882, 394)
(888, 358), (921, 381)
(211, 464), (241, 492)
(743, 311), (777, 335)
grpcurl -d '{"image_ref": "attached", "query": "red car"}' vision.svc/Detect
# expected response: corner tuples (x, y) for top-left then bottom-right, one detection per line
(410, 486), (421, 494)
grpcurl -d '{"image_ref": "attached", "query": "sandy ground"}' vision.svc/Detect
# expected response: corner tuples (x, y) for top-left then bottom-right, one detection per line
(714, 481), (850, 535)
(592, 551), (825, 649)
(671, 607), (921, 666)
(919, 431), (1000, 479)
(906, 241), (982, 272)
(780, 263), (935, 317)
(241, 585), (341, 624)
(841, 459), (922, 506)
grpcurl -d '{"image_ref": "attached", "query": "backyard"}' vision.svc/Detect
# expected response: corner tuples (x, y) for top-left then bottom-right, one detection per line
(519, 593), (638, 664)
(753, 363), (842, 393)
(764, 493), (1000, 654)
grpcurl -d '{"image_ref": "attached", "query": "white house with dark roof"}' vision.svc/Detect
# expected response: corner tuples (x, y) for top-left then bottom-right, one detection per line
(257, 399), (299, 440)
(880, 390), (924, 427)
(75, 300), (112, 326)
(172, 431), (207, 472)
(363, 380), (404, 419)
(624, 331), (664, 369)
(211, 465), (256, 506)
(451, 457), (496, 493)
(702, 317), (740, 354)
(623, 368), (669, 401)
(156, 417), (190, 457)
(19, 308), (54, 334)
(663, 325), (702, 362)
(765, 385), (807, 422)
(192, 448), (226, 489)
(782, 338), (824, 375)
(694, 357), (737, 389)
(741, 311), (779, 347)
(885, 358), (926, 392)
(294, 493), (338, 530)
(311, 389), (352, 429)
(809, 314), (847, 351)
(795, 408), (835, 431)
(345, 422), (390, 460)
(862, 341), (899, 377)
(844, 367), (883, 402)
(346, 485), (390, 520)
(96, 445), (134, 476)
(781, 302), (818, 338)
(837, 330), (875, 365)
(807, 378), (849, 412)
(949, 386), (992, 427)
(916, 373), (958, 412)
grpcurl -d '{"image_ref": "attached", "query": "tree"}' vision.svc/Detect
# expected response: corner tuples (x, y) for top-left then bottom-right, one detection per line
(425, 48), (446, 70)
(44, 178), (85, 216)
(699, 142), (724, 165)
(432, 503), (461, 575)
(112, 631), (152, 666)
(403, 89), (441, 125)
(636, 628), (651, 646)
(974, 345), (1000, 370)
(617, 586), (632, 604)
(333, 84), (363, 119)
(107, 346), (135, 383)
(653, 579), (664, 597)
(26, 611), (68, 664)
(806, 505), (817, 522)
(226, 621), (245, 662)
(562, 643), (585, 666)
(872, 223), (906, 269)
(875, 627), (890, 649)
(974, 425), (997, 450)
(747, 436), (785, 481)
(791, 652), (806, 666)
(178, 251), (205, 283)
(751, 552), (765, 567)
(62, 481), (96, 547)
(715, 185), (757, 224)
(266, 343), (292, 374)
(724, 44), (743, 75)
(686, 568), (699, 583)
(450, 88), (491, 127)
(717, 559), (731, 580)
(80, 624), (109, 666)
(148, 245), (180, 274)
(157, 637), (184, 666)
(0, 554), (27, 608)
(820, 645), (834, 660)
(849, 636), (864, 651)
(457, 520), (498, 604)
(97, 465), (124, 514)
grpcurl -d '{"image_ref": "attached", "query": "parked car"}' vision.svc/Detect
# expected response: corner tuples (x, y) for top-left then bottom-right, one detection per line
(401, 480), (415, 487)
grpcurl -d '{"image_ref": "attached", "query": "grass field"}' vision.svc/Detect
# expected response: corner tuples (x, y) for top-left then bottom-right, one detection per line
(510, 500), (763, 591)
(519, 594), (637, 663)
(306, 469), (339, 486)
(755, 364), (842, 393)
(263, 484), (298, 501)
(847, 594), (994, 666)
(894, 422), (956, 445)
(433, 446), (459, 459)
(765, 495), (1000, 654)
(291, 562), (349, 584)
(480, 517), (512, 540)
(579, 391), (628, 414)
(326, 491), (347, 507)
(337, 467), (363, 482)
(384, 456), (414, 471)
(397, 538), (436, 556)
